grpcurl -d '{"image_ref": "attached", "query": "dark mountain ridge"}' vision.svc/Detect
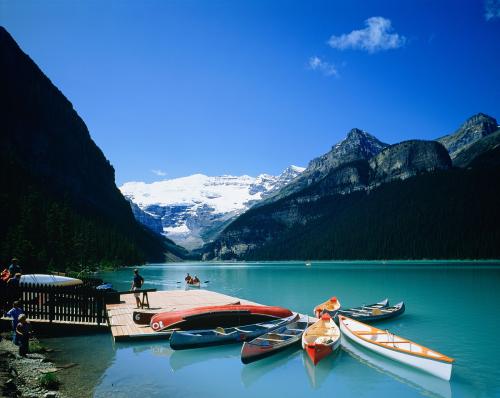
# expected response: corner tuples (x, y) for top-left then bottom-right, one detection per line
(256, 128), (388, 206)
(203, 114), (500, 261)
(0, 26), (187, 271)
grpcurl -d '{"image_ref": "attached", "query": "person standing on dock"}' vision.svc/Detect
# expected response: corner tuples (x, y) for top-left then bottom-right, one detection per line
(131, 269), (144, 308)
(7, 301), (24, 345)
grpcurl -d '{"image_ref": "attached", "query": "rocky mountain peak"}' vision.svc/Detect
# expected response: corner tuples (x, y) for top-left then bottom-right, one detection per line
(308, 128), (388, 174)
(438, 113), (499, 159)
(461, 113), (497, 131)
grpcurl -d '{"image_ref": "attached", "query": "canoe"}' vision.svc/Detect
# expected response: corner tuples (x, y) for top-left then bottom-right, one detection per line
(170, 313), (299, 350)
(241, 314), (311, 364)
(133, 310), (157, 325)
(150, 304), (293, 332)
(313, 296), (341, 317)
(186, 281), (201, 288)
(133, 300), (241, 325)
(336, 300), (405, 323)
(302, 313), (341, 365)
(338, 315), (454, 380)
(341, 336), (452, 398)
(20, 274), (83, 286)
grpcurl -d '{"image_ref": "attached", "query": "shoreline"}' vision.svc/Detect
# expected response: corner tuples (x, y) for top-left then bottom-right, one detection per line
(0, 334), (67, 398)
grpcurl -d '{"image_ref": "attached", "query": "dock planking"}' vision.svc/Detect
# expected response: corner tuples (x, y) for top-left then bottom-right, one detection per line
(106, 289), (260, 342)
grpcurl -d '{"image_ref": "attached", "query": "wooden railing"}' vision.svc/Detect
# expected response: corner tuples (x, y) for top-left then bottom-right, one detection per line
(18, 283), (114, 326)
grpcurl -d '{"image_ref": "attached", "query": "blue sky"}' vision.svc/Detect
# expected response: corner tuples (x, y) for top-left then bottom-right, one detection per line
(1, 0), (499, 184)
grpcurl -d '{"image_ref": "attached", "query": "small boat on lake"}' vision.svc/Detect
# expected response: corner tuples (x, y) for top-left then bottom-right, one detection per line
(336, 300), (405, 323)
(302, 313), (341, 365)
(313, 296), (341, 317)
(338, 315), (454, 380)
(241, 314), (311, 364)
(170, 313), (299, 350)
(186, 281), (201, 288)
(150, 304), (293, 332)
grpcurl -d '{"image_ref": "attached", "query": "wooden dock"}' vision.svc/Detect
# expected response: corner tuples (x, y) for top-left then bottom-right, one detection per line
(106, 290), (260, 342)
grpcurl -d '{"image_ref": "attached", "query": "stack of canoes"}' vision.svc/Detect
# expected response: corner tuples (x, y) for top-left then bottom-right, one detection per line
(131, 294), (453, 381)
(170, 313), (299, 350)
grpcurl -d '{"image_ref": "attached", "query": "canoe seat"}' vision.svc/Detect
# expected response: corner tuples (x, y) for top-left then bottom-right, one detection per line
(234, 328), (252, 333)
(256, 337), (283, 342)
(214, 327), (237, 335)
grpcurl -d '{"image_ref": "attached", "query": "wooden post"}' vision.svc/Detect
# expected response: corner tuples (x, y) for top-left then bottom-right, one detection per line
(96, 294), (103, 326)
(49, 286), (54, 323)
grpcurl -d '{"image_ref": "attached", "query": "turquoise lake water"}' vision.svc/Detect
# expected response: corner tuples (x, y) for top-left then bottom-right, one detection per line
(43, 262), (500, 397)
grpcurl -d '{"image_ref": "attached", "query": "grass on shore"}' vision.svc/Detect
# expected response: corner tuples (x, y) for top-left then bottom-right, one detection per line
(39, 372), (60, 390)
(29, 340), (47, 353)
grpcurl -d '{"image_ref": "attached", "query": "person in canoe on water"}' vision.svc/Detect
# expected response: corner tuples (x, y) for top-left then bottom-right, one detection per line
(184, 273), (192, 284)
(192, 275), (200, 284)
(131, 269), (144, 308)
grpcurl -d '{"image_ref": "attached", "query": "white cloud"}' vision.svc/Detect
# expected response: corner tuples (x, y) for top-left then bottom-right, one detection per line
(328, 17), (406, 53)
(485, 0), (500, 20)
(151, 169), (167, 177)
(308, 56), (339, 77)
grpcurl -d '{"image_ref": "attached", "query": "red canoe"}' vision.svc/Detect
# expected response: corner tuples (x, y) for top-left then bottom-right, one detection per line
(150, 304), (293, 332)
(301, 313), (341, 365)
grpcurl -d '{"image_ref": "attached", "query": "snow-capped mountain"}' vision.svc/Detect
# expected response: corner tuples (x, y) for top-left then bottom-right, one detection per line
(120, 165), (304, 249)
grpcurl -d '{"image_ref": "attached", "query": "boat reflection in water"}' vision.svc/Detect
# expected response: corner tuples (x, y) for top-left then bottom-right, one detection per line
(241, 348), (301, 388)
(169, 344), (240, 372)
(341, 336), (451, 398)
(302, 348), (342, 389)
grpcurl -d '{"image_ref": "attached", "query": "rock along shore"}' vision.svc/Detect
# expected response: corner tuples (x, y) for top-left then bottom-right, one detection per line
(0, 335), (66, 398)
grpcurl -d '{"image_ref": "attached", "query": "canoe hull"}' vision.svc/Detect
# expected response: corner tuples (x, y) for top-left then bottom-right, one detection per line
(186, 282), (201, 288)
(20, 274), (83, 286)
(339, 317), (453, 381)
(133, 311), (155, 325)
(151, 305), (293, 332)
(304, 340), (340, 365)
(336, 302), (405, 323)
(170, 315), (297, 350)
(313, 297), (341, 318)
(301, 317), (341, 365)
(241, 318), (310, 364)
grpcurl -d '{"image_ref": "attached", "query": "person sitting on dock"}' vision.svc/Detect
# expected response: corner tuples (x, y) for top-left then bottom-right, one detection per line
(15, 314), (31, 357)
(7, 301), (24, 345)
(184, 273), (192, 283)
(131, 269), (145, 308)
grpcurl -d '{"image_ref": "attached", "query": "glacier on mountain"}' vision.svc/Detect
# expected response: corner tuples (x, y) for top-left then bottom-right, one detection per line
(120, 165), (304, 249)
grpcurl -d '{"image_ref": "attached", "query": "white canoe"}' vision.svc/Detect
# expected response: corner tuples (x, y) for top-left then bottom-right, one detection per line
(338, 315), (454, 380)
(341, 335), (451, 398)
(20, 274), (83, 286)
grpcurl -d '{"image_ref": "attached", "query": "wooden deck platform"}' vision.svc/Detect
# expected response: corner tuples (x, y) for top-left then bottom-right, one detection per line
(106, 290), (260, 342)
